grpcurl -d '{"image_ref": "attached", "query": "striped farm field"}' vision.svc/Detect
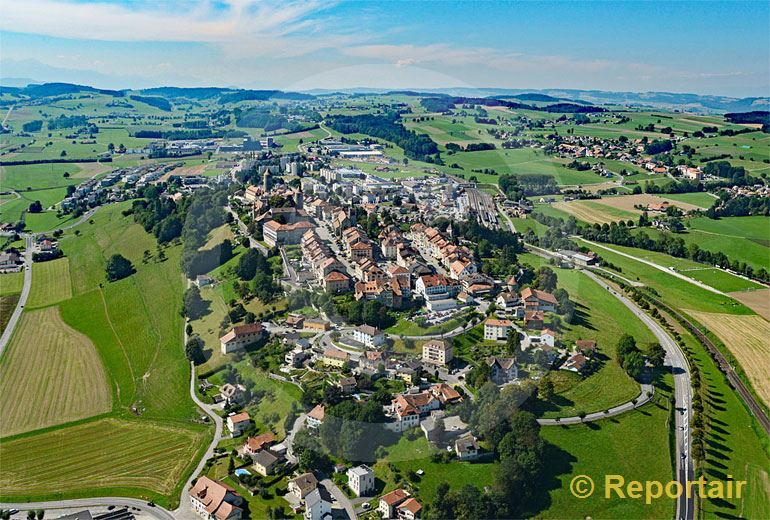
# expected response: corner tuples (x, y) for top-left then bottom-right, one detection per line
(0, 417), (208, 502)
(27, 257), (72, 308)
(686, 309), (770, 409)
(0, 306), (111, 437)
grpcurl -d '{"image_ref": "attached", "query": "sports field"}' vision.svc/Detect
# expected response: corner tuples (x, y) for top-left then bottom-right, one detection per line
(27, 257), (72, 308)
(0, 417), (208, 503)
(0, 306), (111, 437)
(685, 309), (770, 409)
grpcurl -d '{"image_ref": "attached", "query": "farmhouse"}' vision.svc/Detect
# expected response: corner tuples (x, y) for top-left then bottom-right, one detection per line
(220, 323), (264, 355)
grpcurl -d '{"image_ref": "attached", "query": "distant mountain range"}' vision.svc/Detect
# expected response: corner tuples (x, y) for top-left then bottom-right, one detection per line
(307, 87), (770, 113)
(1, 81), (767, 114)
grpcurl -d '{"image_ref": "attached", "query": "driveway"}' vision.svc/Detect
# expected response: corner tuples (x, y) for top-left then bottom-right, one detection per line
(320, 479), (356, 520)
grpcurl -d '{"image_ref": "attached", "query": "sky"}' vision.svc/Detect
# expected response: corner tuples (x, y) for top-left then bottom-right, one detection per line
(0, 0), (768, 96)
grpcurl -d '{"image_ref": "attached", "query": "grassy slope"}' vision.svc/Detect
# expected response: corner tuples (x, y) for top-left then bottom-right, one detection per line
(0, 202), (208, 507)
(518, 255), (654, 417)
(534, 390), (674, 519)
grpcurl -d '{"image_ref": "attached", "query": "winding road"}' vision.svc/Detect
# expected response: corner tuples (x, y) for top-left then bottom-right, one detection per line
(583, 270), (694, 520)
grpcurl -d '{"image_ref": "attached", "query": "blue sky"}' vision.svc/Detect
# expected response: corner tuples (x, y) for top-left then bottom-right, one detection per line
(0, 0), (768, 96)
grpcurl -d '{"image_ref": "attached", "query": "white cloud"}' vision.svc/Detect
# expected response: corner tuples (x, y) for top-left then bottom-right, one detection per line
(0, 0), (341, 56)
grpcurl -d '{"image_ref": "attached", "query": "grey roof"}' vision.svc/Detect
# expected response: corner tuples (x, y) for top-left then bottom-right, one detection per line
(253, 449), (279, 467)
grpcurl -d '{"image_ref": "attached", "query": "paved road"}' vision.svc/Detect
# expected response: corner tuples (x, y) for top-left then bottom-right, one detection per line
(226, 205), (268, 255)
(284, 413), (307, 464)
(584, 270), (694, 520)
(537, 382), (654, 426)
(0, 234), (33, 357)
(172, 362), (223, 520)
(320, 479), (356, 520)
(0, 498), (175, 520)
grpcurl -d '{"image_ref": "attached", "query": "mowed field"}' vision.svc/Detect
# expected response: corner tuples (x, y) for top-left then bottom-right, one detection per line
(729, 288), (770, 320)
(0, 271), (24, 296)
(0, 306), (111, 437)
(0, 418), (208, 501)
(685, 309), (770, 409)
(26, 257), (72, 308)
(0, 203), (207, 506)
(553, 193), (705, 224)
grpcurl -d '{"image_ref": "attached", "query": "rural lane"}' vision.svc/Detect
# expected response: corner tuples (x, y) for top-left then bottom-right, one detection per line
(581, 239), (726, 296)
(0, 234), (33, 357)
(537, 382), (654, 426)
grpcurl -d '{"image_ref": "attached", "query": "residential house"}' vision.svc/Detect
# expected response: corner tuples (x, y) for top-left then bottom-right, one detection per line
(243, 433), (275, 458)
(287, 472), (318, 500)
(323, 271), (351, 293)
(347, 465), (375, 497)
(353, 325), (385, 348)
(304, 487), (332, 520)
(576, 339), (597, 354)
(430, 383), (462, 406)
(487, 357), (518, 385)
(540, 328), (557, 348)
(285, 348), (308, 368)
(496, 292), (520, 313)
(337, 376), (357, 394)
(379, 489), (410, 519)
(189, 476), (243, 520)
(322, 347), (349, 368)
(219, 383), (245, 406)
(252, 450), (279, 476)
(226, 412), (251, 437)
(484, 318), (513, 341)
(220, 323), (264, 355)
(561, 353), (588, 373)
(520, 287), (558, 313)
(422, 339), (453, 366)
(390, 392), (440, 432)
(307, 405), (325, 429)
(454, 434), (481, 461)
(524, 310), (545, 330)
(397, 498), (422, 520)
